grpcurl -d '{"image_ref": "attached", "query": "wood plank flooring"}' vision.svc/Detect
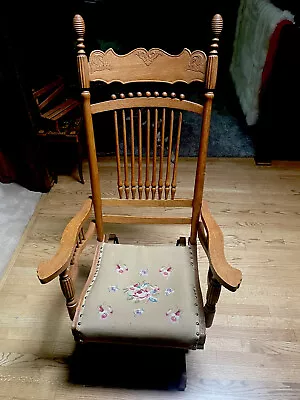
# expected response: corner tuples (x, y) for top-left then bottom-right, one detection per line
(1, 158), (300, 399)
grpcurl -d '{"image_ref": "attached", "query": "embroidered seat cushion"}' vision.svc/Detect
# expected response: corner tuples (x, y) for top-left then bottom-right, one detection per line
(72, 241), (206, 349)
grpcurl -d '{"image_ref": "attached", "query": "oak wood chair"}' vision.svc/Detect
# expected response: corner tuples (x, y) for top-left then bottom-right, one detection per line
(33, 76), (85, 184)
(37, 13), (242, 390)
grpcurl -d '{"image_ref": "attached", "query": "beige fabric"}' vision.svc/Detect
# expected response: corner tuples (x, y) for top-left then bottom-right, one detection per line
(73, 242), (206, 349)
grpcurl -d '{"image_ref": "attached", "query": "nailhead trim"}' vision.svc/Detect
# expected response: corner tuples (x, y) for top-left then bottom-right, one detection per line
(188, 242), (201, 348)
(76, 243), (105, 330)
(76, 241), (203, 349)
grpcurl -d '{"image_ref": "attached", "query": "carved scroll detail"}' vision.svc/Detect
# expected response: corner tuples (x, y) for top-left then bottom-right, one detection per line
(89, 48), (207, 84)
(89, 51), (111, 74)
(187, 52), (207, 73)
(136, 49), (163, 66)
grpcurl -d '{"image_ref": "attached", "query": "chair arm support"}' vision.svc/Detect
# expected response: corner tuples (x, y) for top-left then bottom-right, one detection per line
(199, 200), (242, 292)
(37, 198), (95, 284)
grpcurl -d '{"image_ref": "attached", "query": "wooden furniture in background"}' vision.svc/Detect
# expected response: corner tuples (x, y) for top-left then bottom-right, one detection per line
(37, 13), (242, 390)
(33, 76), (85, 184)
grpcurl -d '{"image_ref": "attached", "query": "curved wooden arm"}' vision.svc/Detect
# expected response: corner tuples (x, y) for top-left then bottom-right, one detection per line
(199, 200), (242, 292)
(37, 198), (94, 284)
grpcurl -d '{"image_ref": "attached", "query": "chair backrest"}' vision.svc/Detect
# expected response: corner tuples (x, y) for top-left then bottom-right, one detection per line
(32, 76), (65, 112)
(73, 14), (223, 244)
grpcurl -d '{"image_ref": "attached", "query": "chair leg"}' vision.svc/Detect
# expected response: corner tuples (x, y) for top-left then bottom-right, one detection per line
(108, 234), (119, 244)
(204, 267), (221, 328)
(53, 170), (58, 184)
(77, 141), (85, 184)
(59, 269), (77, 320)
(176, 237), (186, 246)
(178, 370), (187, 391)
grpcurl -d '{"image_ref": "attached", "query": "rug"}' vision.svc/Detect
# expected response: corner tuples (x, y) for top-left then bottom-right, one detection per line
(0, 183), (41, 279)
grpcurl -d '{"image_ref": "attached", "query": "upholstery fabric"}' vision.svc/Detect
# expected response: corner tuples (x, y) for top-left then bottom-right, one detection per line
(73, 241), (206, 349)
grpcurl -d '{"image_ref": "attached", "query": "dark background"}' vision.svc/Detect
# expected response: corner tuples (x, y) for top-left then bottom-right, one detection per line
(0, 0), (299, 190)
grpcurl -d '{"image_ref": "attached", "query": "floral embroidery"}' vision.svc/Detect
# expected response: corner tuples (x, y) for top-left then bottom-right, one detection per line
(98, 304), (113, 320)
(116, 264), (128, 274)
(108, 285), (119, 293)
(159, 266), (173, 278)
(124, 282), (160, 303)
(139, 268), (149, 276)
(166, 308), (181, 323)
(165, 288), (175, 296)
(133, 308), (145, 316)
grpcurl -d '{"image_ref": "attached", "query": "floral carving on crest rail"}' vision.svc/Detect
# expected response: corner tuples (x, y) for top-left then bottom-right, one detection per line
(186, 53), (206, 73)
(89, 51), (111, 74)
(135, 49), (163, 66)
(88, 48), (207, 83)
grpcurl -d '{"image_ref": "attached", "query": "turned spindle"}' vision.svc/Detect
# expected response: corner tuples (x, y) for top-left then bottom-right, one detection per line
(203, 271), (221, 328)
(190, 14), (223, 244)
(60, 269), (77, 320)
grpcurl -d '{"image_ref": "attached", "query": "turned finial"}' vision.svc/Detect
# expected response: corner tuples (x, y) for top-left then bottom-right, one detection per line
(210, 14), (223, 55)
(211, 14), (223, 38)
(73, 14), (86, 53)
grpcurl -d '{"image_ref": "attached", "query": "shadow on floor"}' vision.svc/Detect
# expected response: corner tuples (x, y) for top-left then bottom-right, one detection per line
(68, 342), (187, 391)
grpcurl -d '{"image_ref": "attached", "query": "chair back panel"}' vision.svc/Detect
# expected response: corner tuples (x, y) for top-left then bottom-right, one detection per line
(73, 13), (223, 243)
(88, 48), (207, 84)
(91, 94), (204, 200)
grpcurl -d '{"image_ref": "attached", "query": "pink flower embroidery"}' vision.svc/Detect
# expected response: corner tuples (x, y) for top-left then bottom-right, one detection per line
(98, 304), (113, 320)
(159, 266), (173, 278)
(116, 264), (128, 274)
(166, 308), (181, 323)
(124, 282), (159, 303)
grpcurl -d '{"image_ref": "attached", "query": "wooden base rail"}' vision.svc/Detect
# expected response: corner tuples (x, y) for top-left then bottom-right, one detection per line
(102, 198), (193, 207)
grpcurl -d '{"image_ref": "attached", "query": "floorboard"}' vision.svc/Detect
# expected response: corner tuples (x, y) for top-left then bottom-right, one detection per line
(1, 158), (300, 399)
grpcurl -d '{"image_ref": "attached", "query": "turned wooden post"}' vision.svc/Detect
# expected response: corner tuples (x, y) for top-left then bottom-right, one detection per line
(73, 15), (104, 241)
(60, 269), (77, 320)
(204, 267), (222, 328)
(190, 14), (223, 244)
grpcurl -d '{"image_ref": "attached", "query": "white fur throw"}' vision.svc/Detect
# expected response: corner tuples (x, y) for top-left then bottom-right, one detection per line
(230, 0), (294, 125)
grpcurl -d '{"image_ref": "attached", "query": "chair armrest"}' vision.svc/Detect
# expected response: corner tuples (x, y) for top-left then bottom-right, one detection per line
(199, 200), (242, 292)
(37, 198), (95, 284)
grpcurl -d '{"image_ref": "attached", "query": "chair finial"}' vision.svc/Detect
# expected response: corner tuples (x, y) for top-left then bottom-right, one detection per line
(211, 14), (223, 38)
(73, 14), (85, 37)
(209, 14), (223, 55)
(73, 14), (86, 53)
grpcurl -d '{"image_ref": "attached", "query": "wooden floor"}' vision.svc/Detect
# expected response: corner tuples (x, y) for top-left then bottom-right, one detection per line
(1, 158), (300, 399)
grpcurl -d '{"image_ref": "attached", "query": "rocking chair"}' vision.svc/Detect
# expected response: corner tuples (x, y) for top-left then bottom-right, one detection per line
(37, 13), (242, 390)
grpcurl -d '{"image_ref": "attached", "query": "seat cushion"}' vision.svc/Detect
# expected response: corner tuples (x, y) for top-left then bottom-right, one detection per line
(73, 241), (206, 349)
